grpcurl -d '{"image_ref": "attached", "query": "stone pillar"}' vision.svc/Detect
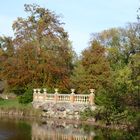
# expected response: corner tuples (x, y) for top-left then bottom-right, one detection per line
(70, 89), (75, 103)
(68, 135), (73, 140)
(89, 136), (93, 140)
(54, 88), (58, 103)
(89, 89), (95, 105)
(43, 88), (47, 101)
(5, 95), (8, 99)
(33, 89), (37, 101)
(37, 89), (41, 101)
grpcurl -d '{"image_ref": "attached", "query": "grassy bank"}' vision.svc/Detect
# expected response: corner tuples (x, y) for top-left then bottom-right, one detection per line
(0, 98), (41, 117)
(0, 98), (31, 108)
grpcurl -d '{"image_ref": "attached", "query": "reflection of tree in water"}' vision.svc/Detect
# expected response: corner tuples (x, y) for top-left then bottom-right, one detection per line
(31, 120), (140, 140)
(31, 120), (95, 140)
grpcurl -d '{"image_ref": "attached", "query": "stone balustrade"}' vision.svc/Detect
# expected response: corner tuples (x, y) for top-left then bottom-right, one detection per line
(33, 88), (95, 105)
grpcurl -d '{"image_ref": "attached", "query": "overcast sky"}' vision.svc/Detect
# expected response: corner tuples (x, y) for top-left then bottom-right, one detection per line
(0, 0), (138, 54)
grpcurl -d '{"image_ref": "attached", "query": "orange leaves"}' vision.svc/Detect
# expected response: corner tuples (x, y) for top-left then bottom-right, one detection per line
(0, 4), (74, 92)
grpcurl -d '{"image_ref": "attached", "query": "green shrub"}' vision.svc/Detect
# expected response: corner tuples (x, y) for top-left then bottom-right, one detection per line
(0, 97), (4, 101)
(12, 86), (26, 95)
(80, 107), (94, 120)
(18, 88), (33, 104)
(0, 97), (4, 105)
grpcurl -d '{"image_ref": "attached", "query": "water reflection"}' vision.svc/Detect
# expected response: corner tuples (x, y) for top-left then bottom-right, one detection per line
(32, 120), (95, 140)
(0, 117), (135, 140)
(0, 118), (31, 140)
(0, 117), (95, 140)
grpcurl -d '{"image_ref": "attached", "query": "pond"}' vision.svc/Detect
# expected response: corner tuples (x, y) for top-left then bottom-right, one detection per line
(0, 117), (138, 140)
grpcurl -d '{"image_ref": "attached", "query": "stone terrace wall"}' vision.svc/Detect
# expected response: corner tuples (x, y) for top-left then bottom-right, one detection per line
(32, 89), (96, 120)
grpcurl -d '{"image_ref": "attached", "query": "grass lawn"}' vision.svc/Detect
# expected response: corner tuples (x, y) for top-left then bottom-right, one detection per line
(0, 98), (41, 117)
(0, 98), (32, 109)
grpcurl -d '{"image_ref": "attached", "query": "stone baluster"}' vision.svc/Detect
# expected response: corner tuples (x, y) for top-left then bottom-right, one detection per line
(33, 89), (37, 101)
(38, 88), (41, 94)
(37, 89), (41, 101)
(43, 88), (47, 94)
(43, 88), (47, 101)
(54, 88), (58, 102)
(70, 89), (75, 103)
(33, 89), (37, 94)
(89, 89), (95, 105)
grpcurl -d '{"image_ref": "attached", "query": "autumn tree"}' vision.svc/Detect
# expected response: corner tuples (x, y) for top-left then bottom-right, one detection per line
(71, 40), (111, 94)
(0, 4), (74, 94)
(82, 41), (111, 90)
